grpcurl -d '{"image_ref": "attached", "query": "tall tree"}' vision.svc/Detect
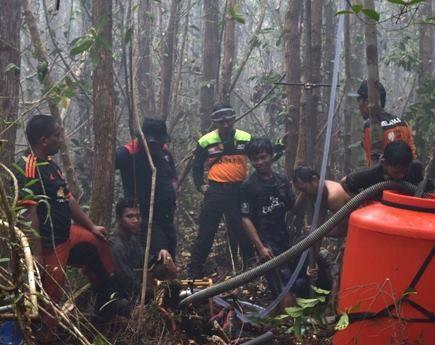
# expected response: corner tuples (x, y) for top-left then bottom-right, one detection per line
(22, 0), (82, 198)
(159, 0), (180, 120)
(343, 12), (352, 174)
(89, 0), (116, 228)
(219, 0), (236, 103)
(0, 0), (20, 167)
(199, 0), (220, 132)
(284, 0), (302, 172)
(363, 0), (383, 162)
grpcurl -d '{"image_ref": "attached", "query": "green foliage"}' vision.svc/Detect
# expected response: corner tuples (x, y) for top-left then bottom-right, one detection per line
(70, 28), (97, 56)
(275, 286), (330, 340)
(36, 60), (49, 82)
(336, 4), (380, 21)
(404, 78), (435, 160)
(4, 63), (20, 75)
(229, 4), (245, 24)
(383, 32), (419, 72)
(48, 76), (78, 108)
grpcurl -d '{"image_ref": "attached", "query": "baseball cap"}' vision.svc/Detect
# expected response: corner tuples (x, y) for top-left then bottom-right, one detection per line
(210, 104), (236, 122)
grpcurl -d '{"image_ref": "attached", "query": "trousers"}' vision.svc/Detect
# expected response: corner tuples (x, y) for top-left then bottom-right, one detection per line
(189, 182), (254, 274)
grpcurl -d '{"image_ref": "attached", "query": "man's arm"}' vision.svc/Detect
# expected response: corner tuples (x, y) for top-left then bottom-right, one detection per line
(241, 217), (273, 262)
(69, 196), (107, 240)
(192, 143), (208, 192)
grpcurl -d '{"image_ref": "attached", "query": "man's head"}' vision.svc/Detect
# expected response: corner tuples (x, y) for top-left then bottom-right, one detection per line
(26, 115), (61, 156)
(381, 141), (413, 180)
(292, 166), (320, 195)
(115, 198), (141, 235)
(246, 138), (274, 176)
(356, 80), (386, 120)
(141, 118), (170, 145)
(210, 103), (236, 137)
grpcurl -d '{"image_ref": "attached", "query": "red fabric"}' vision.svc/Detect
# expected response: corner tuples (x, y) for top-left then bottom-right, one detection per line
(41, 224), (116, 328)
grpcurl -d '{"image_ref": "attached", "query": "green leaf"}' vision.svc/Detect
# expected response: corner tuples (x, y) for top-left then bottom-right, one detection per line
(361, 8), (380, 21)
(70, 36), (94, 55)
(351, 4), (363, 13)
(25, 179), (40, 187)
(37, 61), (49, 82)
(336, 10), (354, 16)
(335, 312), (349, 331)
(0, 258), (10, 263)
(284, 306), (304, 318)
(387, 0), (406, 4)
(229, 4), (246, 24)
(311, 285), (331, 295)
(124, 27), (133, 44)
(5, 63), (20, 75)
(11, 163), (24, 176)
(296, 297), (321, 308)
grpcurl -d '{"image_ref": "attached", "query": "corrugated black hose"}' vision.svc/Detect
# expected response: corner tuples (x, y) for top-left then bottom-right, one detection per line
(180, 181), (420, 307)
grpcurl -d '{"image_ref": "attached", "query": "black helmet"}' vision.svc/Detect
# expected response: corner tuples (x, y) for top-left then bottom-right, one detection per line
(210, 103), (236, 122)
(141, 117), (170, 143)
(357, 80), (386, 108)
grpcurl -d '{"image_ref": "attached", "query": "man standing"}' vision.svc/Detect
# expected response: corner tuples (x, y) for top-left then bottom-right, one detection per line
(240, 138), (296, 307)
(355, 80), (416, 166)
(116, 118), (178, 258)
(16, 115), (124, 336)
(188, 103), (254, 278)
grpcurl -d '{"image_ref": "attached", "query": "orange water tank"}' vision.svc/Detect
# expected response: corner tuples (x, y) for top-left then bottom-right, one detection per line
(334, 190), (435, 345)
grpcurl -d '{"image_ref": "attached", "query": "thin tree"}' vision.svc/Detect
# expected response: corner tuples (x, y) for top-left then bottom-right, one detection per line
(199, 0), (220, 132)
(89, 0), (116, 229)
(0, 0), (20, 167)
(363, 0), (383, 162)
(219, 0), (236, 103)
(159, 0), (181, 120)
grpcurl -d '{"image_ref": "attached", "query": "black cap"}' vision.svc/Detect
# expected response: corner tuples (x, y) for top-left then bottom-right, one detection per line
(141, 117), (170, 143)
(210, 103), (236, 122)
(357, 80), (386, 108)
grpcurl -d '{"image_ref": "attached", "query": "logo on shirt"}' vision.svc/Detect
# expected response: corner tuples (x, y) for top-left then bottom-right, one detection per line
(261, 196), (284, 215)
(381, 117), (401, 127)
(241, 202), (250, 214)
(236, 143), (246, 150)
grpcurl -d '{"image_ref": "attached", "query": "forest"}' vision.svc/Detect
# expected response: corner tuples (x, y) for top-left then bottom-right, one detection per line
(0, 0), (434, 344)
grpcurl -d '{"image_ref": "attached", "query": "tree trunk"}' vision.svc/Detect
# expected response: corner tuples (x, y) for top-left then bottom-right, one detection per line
(89, 0), (116, 229)
(311, 0), (322, 168)
(303, 0), (315, 165)
(21, 0), (82, 199)
(284, 0), (302, 173)
(159, 0), (180, 120)
(343, 12), (352, 174)
(136, 0), (156, 118)
(0, 0), (20, 167)
(199, 0), (220, 132)
(219, 0), (236, 103)
(418, 0), (433, 89)
(363, 0), (383, 161)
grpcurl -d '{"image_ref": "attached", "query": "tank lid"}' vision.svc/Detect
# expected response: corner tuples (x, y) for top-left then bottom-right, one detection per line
(382, 190), (435, 212)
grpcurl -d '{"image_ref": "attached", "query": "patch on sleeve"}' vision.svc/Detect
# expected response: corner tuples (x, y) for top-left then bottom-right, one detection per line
(241, 201), (250, 214)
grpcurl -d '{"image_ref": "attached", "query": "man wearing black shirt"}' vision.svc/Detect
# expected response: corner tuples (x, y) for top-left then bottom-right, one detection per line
(16, 115), (124, 334)
(341, 141), (433, 195)
(240, 139), (295, 306)
(116, 118), (178, 258)
(110, 198), (176, 301)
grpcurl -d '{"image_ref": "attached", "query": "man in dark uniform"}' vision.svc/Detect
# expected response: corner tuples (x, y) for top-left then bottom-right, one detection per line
(239, 138), (296, 307)
(110, 198), (176, 302)
(16, 115), (124, 336)
(116, 118), (178, 258)
(356, 80), (416, 166)
(341, 141), (433, 195)
(188, 103), (254, 278)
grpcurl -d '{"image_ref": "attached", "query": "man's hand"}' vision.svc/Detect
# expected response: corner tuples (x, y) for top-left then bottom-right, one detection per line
(307, 263), (319, 281)
(200, 184), (209, 195)
(258, 246), (274, 262)
(91, 225), (108, 241)
(158, 249), (173, 264)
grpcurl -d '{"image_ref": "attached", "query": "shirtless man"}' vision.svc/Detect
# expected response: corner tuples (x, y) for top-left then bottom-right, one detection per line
(292, 166), (351, 237)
